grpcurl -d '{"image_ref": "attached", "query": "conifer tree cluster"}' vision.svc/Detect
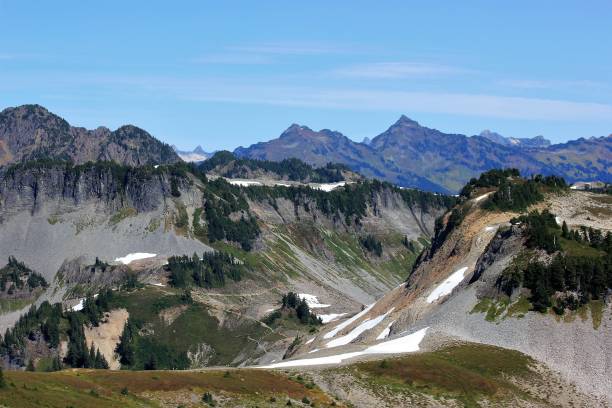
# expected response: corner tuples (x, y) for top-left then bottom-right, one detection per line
(0, 290), (113, 369)
(268, 292), (322, 325)
(360, 235), (383, 257)
(0, 256), (47, 293)
(167, 251), (243, 289)
(499, 211), (612, 313)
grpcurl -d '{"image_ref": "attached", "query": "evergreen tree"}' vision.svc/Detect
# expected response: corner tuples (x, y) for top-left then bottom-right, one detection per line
(295, 299), (310, 324)
(561, 221), (569, 238)
(116, 319), (135, 367)
(88, 344), (96, 368)
(65, 314), (88, 368)
(94, 349), (109, 369)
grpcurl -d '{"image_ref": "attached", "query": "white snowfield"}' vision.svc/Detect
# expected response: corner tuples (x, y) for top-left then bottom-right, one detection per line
(484, 225), (497, 232)
(555, 216), (562, 226)
(317, 313), (347, 324)
(326, 308), (395, 348)
(310, 181), (346, 192)
(324, 304), (375, 339)
(227, 179), (263, 187)
(223, 178), (350, 192)
(298, 293), (330, 308)
(426, 267), (469, 304)
(114, 253), (157, 265)
(376, 320), (395, 340)
(260, 327), (428, 368)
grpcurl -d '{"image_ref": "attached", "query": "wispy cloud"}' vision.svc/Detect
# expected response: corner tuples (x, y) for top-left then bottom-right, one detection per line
(184, 84), (612, 121)
(6, 71), (611, 122)
(192, 53), (272, 65)
(499, 78), (602, 90)
(190, 42), (350, 66)
(333, 62), (469, 79)
(229, 42), (351, 55)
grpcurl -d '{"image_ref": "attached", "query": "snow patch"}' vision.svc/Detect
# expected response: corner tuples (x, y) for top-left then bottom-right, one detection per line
(305, 338), (314, 345)
(71, 299), (84, 312)
(298, 293), (330, 308)
(310, 181), (346, 192)
(261, 327), (428, 368)
(426, 267), (469, 303)
(326, 308), (395, 348)
(226, 179), (263, 187)
(317, 313), (347, 324)
(555, 216), (562, 226)
(484, 226), (497, 232)
(324, 304), (375, 339)
(376, 320), (395, 340)
(70, 293), (98, 312)
(150, 282), (165, 287)
(114, 253), (157, 265)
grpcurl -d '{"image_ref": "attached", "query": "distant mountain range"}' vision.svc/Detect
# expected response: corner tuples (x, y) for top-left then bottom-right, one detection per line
(0, 105), (180, 167)
(0, 105), (609, 194)
(479, 129), (551, 148)
(173, 145), (210, 162)
(236, 115), (611, 193)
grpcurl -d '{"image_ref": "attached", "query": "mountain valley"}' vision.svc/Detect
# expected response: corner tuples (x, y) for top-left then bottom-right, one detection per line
(0, 106), (610, 407)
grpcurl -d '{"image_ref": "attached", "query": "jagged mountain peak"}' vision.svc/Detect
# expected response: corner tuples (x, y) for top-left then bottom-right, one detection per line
(0, 104), (180, 166)
(393, 114), (421, 128)
(282, 123), (312, 134)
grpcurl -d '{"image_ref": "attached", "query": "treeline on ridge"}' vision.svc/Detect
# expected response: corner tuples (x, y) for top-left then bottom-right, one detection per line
(428, 169), (568, 259)
(499, 210), (612, 313)
(0, 256), (47, 294)
(200, 150), (348, 183)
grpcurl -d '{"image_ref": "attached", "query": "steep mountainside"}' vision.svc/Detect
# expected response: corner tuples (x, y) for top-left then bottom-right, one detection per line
(235, 115), (612, 193)
(279, 171), (612, 404)
(0, 159), (453, 369)
(0, 105), (180, 166)
(234, 123), (443, 192)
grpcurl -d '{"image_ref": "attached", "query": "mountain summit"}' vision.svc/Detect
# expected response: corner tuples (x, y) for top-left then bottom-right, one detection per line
(0, 104), (180, 166)
(236, 116), (611, 193)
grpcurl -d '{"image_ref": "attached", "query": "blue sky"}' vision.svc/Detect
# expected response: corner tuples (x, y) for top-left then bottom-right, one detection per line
(1, 1), (611, 150)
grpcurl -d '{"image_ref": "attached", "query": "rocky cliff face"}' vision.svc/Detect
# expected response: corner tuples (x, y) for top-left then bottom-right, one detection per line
(0, 162), (182, 217)
(0, 105), (181, 166)
(0, 162), (208, 280)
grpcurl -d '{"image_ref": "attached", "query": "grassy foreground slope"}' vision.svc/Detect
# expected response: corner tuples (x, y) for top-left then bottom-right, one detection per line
(0, 343), (593, 408)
